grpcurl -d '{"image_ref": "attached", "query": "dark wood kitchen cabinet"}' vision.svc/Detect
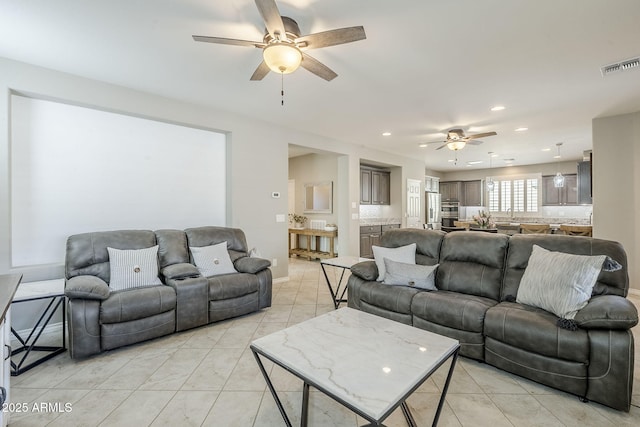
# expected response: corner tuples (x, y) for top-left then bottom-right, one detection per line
(543, 174), (577, 205)
(360, 167), (390, 205)
(462, 180), (483, 206)
(439, 181), (461, 202)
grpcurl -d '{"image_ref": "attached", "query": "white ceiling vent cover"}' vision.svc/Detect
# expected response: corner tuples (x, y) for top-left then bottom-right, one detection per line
(601, 57), (640, 76)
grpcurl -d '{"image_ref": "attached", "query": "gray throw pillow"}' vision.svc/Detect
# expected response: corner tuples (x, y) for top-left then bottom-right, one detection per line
(108, 246), (163, 291)
(190, 241), (237, 277)
(516, 245), (607, 319)
(383, 258), (438, 290)
(372, 243), (416, 281)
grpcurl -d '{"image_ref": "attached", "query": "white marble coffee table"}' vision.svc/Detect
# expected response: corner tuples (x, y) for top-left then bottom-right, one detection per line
(250, 307), (459, 426)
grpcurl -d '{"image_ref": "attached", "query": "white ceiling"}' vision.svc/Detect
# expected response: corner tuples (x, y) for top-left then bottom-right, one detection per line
(2, 0), (640, 172)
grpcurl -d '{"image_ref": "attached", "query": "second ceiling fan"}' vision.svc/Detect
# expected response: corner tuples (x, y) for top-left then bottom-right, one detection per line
(192, 0), (366, 81)
(429, 129), (498, 151)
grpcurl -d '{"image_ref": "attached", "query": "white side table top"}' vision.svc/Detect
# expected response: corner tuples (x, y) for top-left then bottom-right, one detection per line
(251, 307), (459, 421)
(13, 279), (65, 302)
(320, 256), (368, 269)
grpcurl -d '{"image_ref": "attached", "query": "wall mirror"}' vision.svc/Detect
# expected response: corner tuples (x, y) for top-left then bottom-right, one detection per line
(304, 181), (333, 213)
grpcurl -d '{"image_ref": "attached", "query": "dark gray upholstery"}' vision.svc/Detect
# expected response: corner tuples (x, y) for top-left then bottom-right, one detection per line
(65, 226), (272, 359)
(347, 228), (637, 411)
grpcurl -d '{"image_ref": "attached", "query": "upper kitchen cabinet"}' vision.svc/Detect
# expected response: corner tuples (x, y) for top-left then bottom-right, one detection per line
(360, 166), (390, 205)
(440, 181), (462, 202)
(462, 180), (483, 206)
(425, 175), (440, 193)
(542, 174), (578, 205)
(577, 161), (592, 205)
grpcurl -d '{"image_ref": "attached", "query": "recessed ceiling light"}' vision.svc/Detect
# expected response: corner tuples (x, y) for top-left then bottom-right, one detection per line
(491, 105), (505, 111)
(515, 127), (528, 132)
(447, 159), (455, 163)
(491, 153), (499, 158)
(541, 148), (551, 152)
(382, 132), (391, 136)
(418, 143), (428, 148)
(553, 155), (561, 159)
(467, 160), (483, 165)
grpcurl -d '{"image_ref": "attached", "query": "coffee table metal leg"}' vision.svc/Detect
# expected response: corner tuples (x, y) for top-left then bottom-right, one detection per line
(252, 349), (293, 427)
(301, 382), (310, 427)
(432, 348), (459, 427)
(400, 401), (417, 426)
(321, 264), (348, 309)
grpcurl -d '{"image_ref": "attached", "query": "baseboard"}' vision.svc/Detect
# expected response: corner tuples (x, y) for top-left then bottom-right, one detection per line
(273, 276), (289, 284)
(11, 321), (64, 345)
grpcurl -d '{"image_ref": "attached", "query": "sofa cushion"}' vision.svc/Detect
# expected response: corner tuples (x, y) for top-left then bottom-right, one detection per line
(100, 285), (176, 324)
(383, 259), (438, 290)
(485, 302), (589, 363)
(357, 280), (421, 315)
(502, 234), (628, 301)
(379, 229), (444, 266)
(208, 273), (259, 301)
(411, 290), (496, 333)
(350, 261), (378, 281)
(573, 295), (639, 330)
(185, 226), (249, 262)
(372, 243), (416, 281)
(437, 231), (508, 301)
(107, 246), (162, 291)
(190, 242), (237, 277)
(516, 245), (608, 319)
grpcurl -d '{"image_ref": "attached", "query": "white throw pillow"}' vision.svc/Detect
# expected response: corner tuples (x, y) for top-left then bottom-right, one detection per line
(190, 241), (237, 277)
(516, 245), (607, 319)
(372, 243), (417, 281)
(107, 246), (162, 291)
(383, 258), (438, 290)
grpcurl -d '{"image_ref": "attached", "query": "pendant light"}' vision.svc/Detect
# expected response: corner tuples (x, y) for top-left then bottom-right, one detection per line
(486, 152), (495, 191)
(553, 143), (565, 188)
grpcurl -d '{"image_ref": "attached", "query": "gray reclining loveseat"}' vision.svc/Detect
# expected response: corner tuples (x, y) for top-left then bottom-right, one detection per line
(65, 226), (272, 359)
(347, 228), (637, 411)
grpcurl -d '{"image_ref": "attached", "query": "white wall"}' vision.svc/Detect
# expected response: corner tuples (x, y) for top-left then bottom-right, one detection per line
(593, 112), (640, 292)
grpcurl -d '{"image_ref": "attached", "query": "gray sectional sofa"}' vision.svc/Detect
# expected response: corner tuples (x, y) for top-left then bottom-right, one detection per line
(65, 226), (272, 359)
(347, 228), (638, 411)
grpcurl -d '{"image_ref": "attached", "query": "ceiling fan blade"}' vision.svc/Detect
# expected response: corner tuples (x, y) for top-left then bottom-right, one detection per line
(192, 35), (264, 48)
(250, 61), (271, 81)
(255, 0), (285, 39)
(466, 131), (497, 140)
(435, 144), (447, 150)
(301, 52), (338, 81)
(295, 26), (366, 49)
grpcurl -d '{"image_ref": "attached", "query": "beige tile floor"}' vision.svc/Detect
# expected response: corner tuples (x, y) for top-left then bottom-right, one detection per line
(8, 257), (640, 426)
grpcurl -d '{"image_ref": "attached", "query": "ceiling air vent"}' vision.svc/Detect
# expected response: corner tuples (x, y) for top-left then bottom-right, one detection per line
(601, 57), (640, 76)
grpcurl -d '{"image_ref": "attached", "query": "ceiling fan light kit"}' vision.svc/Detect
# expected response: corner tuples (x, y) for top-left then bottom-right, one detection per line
(263, 43), (302, 74)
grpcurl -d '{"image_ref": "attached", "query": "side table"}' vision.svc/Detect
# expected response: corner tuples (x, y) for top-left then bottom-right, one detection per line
(11, 279), (66, 375)
(320, 256), (367, 309)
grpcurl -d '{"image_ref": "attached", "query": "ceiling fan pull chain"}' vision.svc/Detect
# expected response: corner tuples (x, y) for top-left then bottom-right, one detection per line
(281, 72), (284, 106)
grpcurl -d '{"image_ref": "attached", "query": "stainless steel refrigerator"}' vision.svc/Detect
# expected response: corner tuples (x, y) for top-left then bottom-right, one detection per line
(425, 192), (441, 229)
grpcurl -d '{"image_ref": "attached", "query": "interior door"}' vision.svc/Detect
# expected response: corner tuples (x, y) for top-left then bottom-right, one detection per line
(406, 179), (422, 228)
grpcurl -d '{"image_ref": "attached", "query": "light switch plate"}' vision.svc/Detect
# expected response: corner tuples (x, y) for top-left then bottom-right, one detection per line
(276, 214), (286, 222)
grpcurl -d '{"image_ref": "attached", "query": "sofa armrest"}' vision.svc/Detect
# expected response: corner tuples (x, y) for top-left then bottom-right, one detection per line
(65, 275), (110, 300)
(234, 256), (271, 274)
(350, 261), (378, 282)
(161, 263), (201, 280)
(574, 295), (639, 330)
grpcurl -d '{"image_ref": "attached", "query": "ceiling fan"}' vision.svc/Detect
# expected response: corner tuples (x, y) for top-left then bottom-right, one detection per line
(192, 0), (366, 81)
(428, 129), (498, 151)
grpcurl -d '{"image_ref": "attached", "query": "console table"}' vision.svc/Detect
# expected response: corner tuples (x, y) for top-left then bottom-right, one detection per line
(288, 228), (337, 260)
